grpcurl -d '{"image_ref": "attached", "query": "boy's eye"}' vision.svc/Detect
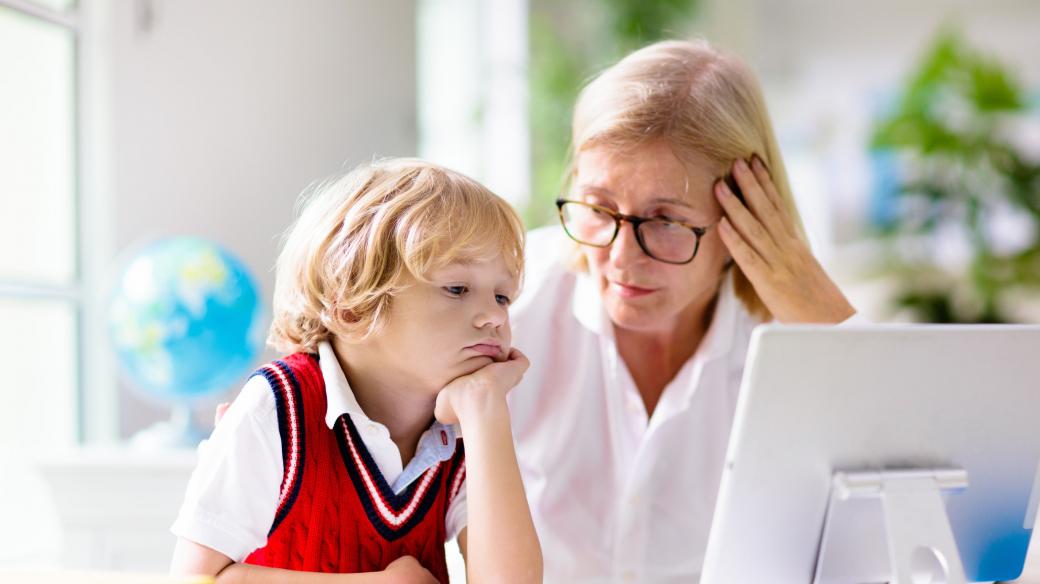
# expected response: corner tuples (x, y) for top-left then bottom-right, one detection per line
(495, 294), (512, 306)
(444, 285), (468, 296)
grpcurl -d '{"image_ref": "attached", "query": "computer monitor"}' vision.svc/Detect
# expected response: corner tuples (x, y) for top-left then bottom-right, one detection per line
(700, 325), (1040, 583)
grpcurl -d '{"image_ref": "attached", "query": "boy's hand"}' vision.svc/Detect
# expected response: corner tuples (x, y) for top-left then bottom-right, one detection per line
(380, 555), (440, 584)
(434, 348), (529, 426)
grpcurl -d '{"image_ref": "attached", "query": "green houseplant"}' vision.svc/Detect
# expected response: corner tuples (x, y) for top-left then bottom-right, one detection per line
(871, 30), (1040, 323)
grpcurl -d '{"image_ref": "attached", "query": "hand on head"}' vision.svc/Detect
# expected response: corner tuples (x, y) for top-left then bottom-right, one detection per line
(714, 156), (855, 324)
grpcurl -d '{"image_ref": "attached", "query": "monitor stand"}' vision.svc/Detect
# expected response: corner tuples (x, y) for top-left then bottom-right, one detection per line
(813, 469), (969, 584)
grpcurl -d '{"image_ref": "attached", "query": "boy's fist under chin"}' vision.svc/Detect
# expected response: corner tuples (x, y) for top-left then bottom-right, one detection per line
(434, 348), (530, 426)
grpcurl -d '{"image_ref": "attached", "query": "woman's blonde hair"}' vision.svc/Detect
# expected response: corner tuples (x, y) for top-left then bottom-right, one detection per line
(568, 38), (806, 321)
(268, 158), (525, 354)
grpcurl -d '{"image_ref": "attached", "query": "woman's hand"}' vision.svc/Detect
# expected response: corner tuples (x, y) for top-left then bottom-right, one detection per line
(434, 348), (529, 426)
(715, 156), (856, 324)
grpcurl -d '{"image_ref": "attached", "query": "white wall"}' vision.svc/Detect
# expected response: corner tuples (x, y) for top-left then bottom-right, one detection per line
(102, 0), (419, 437)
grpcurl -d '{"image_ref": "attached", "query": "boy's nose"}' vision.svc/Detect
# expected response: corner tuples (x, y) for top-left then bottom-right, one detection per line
(474, 298), (507, 329)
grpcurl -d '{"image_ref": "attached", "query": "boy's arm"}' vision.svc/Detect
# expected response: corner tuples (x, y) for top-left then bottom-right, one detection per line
(170, 537), (233, 578)
(437, 349), (543, 584)
(171, 538), (439, 584)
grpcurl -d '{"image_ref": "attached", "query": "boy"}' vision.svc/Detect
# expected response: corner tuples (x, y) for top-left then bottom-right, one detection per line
(170, 159), (542, 583)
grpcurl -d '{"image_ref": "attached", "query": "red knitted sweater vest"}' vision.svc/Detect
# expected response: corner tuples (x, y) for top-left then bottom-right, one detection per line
(243, 353), (466, 583)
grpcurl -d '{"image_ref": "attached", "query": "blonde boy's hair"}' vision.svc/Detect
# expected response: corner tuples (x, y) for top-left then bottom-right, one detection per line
(568, 39), (808, 321)
(268, 158), (525, 354)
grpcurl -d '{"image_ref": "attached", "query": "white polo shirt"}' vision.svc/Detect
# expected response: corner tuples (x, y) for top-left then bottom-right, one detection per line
(507, 226), (864, 583)
(171, 342), (467, 561)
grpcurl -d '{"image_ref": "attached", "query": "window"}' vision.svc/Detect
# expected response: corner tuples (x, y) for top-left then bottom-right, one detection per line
(0, 0), (82, 449)
(417, 0), (530, 211)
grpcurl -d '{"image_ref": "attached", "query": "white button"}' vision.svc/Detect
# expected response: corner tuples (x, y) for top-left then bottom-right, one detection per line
(366, 424), (379, 436)
(622, 570), (636, 582)
(630, 494), (641, 505)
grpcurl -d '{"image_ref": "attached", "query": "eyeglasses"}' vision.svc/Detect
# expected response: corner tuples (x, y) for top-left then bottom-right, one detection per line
(556, 198), (720, 265)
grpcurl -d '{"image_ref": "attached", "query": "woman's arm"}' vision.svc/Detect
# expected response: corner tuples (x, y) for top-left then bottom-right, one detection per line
(436, 349), (543, 584)
(171, 538), (438, 584)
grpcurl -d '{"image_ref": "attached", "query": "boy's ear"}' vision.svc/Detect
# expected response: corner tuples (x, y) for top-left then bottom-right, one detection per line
(322, 306), (359, 327)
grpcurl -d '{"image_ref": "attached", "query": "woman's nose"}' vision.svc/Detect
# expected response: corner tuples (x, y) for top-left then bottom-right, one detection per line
(609, 220), (648, 266)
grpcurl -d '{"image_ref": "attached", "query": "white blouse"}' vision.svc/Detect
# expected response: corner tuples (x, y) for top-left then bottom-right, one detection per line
(507, 226), (864, 583)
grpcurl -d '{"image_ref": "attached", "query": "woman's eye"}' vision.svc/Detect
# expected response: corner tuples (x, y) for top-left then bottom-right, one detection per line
(495, 294), (512, 306)
(444, 285), (467, 296)
(654, 214), (688, 226)
(582, 198), (613, 211)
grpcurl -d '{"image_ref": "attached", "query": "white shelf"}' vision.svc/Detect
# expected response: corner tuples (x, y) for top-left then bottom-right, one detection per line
(32, 447), (198, 572)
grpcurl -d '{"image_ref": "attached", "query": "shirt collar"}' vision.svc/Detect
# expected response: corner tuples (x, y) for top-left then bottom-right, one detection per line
(392, 423), (460, 494)
(318, 341), (368, 429)
(570, 267), (740, 364)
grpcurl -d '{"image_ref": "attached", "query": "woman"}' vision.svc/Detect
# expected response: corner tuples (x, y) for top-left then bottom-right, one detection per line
(501, 39), (861, 582)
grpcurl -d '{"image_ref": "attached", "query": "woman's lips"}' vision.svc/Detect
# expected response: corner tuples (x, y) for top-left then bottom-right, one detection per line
(465, 343), (502, 357)
(610, 281), (658, 299)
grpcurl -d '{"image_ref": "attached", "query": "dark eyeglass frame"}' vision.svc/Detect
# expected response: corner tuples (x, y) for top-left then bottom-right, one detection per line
(555, 198), (720, 265)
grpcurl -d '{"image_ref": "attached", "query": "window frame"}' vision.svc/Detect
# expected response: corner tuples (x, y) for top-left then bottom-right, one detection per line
(0, 0), (115, 444)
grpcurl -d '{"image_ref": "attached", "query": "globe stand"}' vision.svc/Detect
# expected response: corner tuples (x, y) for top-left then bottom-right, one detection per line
(130, 403), (208, 449)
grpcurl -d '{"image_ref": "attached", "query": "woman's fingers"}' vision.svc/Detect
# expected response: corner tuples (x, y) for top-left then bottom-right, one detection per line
(715, 178), (777, 263)
(718, 216), (767, 277)
(731, 158), (792, 244)
(748, 156), (782, 210)
(749, 156), (798, 237)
